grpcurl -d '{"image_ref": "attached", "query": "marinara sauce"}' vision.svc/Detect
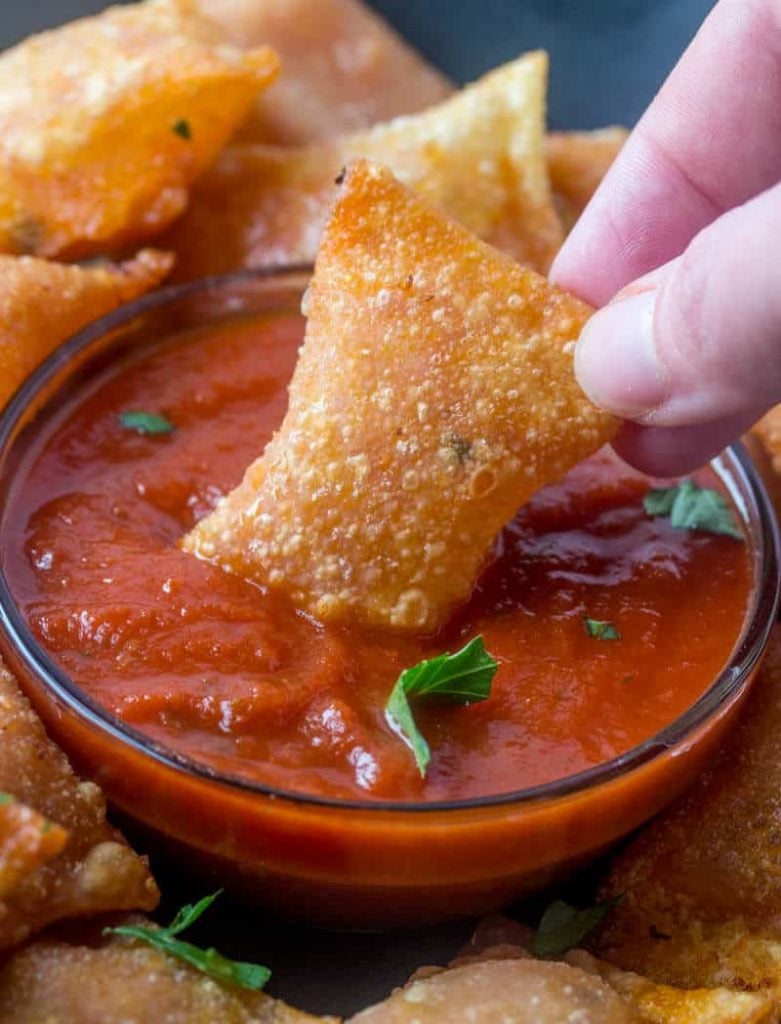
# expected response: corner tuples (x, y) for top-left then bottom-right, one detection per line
(3, 312), (752, 803)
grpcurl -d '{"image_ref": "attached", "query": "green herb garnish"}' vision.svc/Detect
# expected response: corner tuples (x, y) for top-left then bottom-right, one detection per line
(531, 896), (622, 958)
(0, 792), (13, 806)
(643, 479), (742, 540)
(119, 411), (174, 436)
(172, 118), (192, 140)
(583, 617), (621, 641)
(385, 636), (498, 778)
(104, 891), (270, 991)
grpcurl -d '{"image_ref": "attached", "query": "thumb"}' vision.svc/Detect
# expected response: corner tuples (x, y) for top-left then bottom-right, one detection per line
(573, 181), (781, 475)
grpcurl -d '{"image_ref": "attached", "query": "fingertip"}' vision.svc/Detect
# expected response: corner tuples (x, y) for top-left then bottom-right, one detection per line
(575, 290), (664, 420)
(611, 413), (762, 478)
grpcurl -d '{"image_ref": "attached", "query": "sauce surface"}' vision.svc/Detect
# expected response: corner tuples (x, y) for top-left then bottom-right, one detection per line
(3, 313), (752, 803)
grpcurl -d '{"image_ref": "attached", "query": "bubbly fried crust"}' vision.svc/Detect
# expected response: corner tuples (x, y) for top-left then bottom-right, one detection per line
(0, 661), (158, 949)
(0, 929), (334, 1024)
(592, 627), (781, 996)
(194, 0), (452, 145)
(456, 916), (775, 1024)
(0, 797), (68, 901)
(164, 53), (562, 279)
(0, 250), (173, 409)
(349, 959), (642, 1024)
(0, 0), (278, 259)
(546, 127), (628, 231)
(184, 160), (615, 634)
(568, 950), (774, 1024)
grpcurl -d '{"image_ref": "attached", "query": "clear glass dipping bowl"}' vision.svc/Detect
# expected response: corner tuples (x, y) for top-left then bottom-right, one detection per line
(0, 268), (778, 928)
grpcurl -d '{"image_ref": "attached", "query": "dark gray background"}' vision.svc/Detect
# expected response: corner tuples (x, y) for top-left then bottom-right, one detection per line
(2, 0), (716, 127)
(0, 0), (716, 1016)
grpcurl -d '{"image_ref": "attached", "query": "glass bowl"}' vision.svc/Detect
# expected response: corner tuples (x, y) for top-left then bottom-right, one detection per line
(0, 267), (778, 929)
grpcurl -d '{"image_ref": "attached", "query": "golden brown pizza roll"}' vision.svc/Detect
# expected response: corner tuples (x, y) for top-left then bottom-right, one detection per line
(0, 924), (334, 1024)
(0, 250), (173, 409)
(184, 160), (615, 634)
(0, 0), (278, 259)
(0, 661), (158, 949)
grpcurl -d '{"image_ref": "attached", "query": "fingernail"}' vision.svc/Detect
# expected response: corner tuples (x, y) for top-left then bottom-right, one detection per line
(575, 289), (667, 419)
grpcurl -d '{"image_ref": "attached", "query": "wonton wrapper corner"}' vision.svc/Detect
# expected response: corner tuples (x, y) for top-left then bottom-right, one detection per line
(184, 160), (616, 634)
(164, 50), (562, 279)
(0, 660), (158, 949)
(0, 0), (279, 260)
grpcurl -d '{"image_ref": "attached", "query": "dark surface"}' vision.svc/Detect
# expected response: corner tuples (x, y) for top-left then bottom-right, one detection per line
(1, 0), (716, 127)
(0, 0), (715, 1016)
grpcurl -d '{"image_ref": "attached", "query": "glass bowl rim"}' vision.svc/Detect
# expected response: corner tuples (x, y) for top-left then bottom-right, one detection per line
(0, 264), (778, 815)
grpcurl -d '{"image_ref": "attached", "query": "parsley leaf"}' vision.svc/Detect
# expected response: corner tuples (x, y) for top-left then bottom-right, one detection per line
(385, 636), (498, 777)
(644, 479), (742, 540)
(583, 617), (621, 641)
(531, 897), (622, 958)
(172, 118), (192, 140)
(119, 411), (174, 436)
(0, 792), (12, 805)
(104, 890), (270, 991)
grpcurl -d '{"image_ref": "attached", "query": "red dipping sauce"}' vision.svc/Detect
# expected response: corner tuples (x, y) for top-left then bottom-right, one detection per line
(2, 311), (752, 804)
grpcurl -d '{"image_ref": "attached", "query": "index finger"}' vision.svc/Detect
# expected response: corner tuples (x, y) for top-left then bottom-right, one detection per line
(551, 0), (781, 305)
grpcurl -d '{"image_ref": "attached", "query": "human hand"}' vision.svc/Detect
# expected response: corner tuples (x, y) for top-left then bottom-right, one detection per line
(551, 0), (781, 476)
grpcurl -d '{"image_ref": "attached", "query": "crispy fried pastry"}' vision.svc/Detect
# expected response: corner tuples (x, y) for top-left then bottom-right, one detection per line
(0, 250), (172, 409)
(0, 661), (158, 949)
(0, 927), (333, 1024)
(184, 161), (615, 634)
(546, 127), (628, 231)
(0, 0), (278, 259)
(592, 626), (781, 1000)
(0, 796), (68, 901)
(194, 0), (452, 144)
(164, 52), (562, 279)
(349, 958), (643, 1024)
(456, 916), (774, 1024)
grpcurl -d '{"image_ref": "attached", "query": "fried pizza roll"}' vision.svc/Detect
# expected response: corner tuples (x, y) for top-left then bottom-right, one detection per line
(0, 926), (333, 1024)
(457, 915), (774, 1024)
(0, 661), (158, 949)
(591, 626), (781, 998)
(568, 950), (774, 1024)
(184, 161), (615, 634)
(349, 959), (643, 1024)
(0, 0), (278, 259)
(0, 250), (173, 409)
(546, 127), (628, 232)
(0, 796), (68, 901)
(194, 0), (452, 145)
(164, 52), (563, 279)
